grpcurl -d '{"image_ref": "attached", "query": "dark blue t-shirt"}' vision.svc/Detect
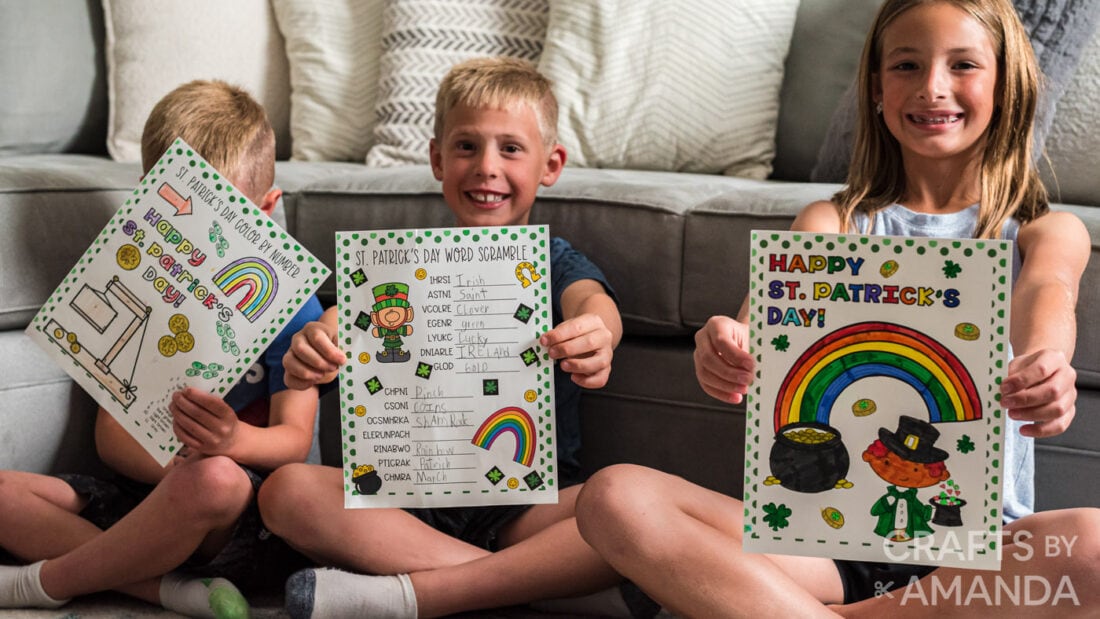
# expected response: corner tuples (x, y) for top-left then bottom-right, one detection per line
(222, 295), (324, 427)
(549, 237), (617, 484)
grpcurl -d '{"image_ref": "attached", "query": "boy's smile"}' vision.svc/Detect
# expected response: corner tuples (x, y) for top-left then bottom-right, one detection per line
(874, 2), (998, 166)
(430, 103), (565, 228)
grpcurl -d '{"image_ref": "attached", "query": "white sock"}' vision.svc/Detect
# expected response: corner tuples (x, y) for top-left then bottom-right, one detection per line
(285, 568), (417, 619)
(531, 586), (634, 617)
(0, 561), (68, 609)
(159, 572), (249, 619)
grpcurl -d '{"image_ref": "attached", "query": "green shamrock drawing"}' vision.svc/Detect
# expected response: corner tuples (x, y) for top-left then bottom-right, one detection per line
(957, 434), (976, 454)
(771, 334), (791, 352)
(762, 502), (793, 531)
(943, 260), (963, 278)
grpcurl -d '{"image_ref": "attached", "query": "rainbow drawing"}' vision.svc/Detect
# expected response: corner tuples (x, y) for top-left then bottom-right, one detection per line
(471, 406), (536, 467)
(213, 258), (278, 323)
(774, 321), (981, 432)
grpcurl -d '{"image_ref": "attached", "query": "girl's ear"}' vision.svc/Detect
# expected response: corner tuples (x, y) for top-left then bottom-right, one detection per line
(871, 72), (883, 111)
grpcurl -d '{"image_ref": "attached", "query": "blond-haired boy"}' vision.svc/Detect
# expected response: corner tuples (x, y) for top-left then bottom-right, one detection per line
(258, 58), (635, 618)
(0, 79), (324, 618)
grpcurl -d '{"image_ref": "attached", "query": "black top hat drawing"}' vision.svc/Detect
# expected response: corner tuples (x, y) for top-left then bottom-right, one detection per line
(879, 415), (949, 464)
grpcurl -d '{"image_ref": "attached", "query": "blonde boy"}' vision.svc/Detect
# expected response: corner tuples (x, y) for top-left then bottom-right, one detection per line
(259, 58), (634, 618)
(0, 80), (324, 618)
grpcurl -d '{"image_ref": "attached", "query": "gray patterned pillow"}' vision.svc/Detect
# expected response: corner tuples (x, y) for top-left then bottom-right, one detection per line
(811, 0), (1100, 183)
(366, 0), (549, 167)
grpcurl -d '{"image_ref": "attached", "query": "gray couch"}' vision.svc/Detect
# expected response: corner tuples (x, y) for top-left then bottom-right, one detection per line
(1, 0), (1096, 602)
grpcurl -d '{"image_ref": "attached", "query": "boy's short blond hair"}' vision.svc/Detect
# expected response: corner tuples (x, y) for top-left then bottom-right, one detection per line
(433, 57), (558, 148)
(141, 79), (276, 202)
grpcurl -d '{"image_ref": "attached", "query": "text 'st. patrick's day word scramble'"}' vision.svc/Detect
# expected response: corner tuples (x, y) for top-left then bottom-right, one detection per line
(26, 138), (329, 465)
(744, 231), (1010, 570)
(337, 226), (556, 509)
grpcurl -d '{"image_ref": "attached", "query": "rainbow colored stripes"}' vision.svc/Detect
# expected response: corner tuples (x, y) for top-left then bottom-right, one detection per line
(774, 322), (980, 432)
(471, 406), (536, 467)
(214, 258), (278, 322)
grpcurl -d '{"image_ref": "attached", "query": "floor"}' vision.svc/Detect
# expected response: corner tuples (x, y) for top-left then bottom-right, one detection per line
(1, 592), (602, 618)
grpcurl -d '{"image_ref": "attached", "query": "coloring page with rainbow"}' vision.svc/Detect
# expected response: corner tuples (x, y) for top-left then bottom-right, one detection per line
(336, 226), (557, 509)
(25, 138), (330, 466)
(744, 230), (1011, 570)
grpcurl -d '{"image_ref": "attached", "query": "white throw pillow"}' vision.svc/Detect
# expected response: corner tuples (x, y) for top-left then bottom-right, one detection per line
(102, 0), (291, 162)
(366, 0), (549, 167)
(538, 0), (799, 178)
(272, 0), (384, 162)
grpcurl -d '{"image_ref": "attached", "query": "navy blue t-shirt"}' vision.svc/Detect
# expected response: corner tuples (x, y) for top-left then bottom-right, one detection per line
(222, 295), (324, 427)
(549, 237), (617, 484)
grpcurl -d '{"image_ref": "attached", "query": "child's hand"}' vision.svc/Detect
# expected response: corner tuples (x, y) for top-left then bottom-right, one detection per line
(1001, 349), (1077, 438)
(170, 387), (240, 456)
(540, 313), (614, 389)
(283, 320), (345, 390)
(694, 315), (756, 404)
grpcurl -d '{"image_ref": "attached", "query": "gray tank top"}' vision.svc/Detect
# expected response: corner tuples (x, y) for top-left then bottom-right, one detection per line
(852, 204), (1033, 521)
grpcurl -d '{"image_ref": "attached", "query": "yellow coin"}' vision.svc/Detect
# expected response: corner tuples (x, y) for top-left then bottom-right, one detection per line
(879, 260), (899, 278)
(168, 313), (190, 334)
(822, 507), (845, 529)
(116, 244), (141, 270)
(852, 398), (877, 416)
(70, 343), (81, 354)
(53, 328), (64, 339)
(175, 331), (195, 353)
(507, 478), (519, 489)
(157, 335), (178, 357)
(66, 332), (78, 343)
(355, 405), (367, 417)
(414, 268), (427, 280)
(954, 322), (980, 341)
(358, 352), (371, 364)
(524, 390), (537, 403)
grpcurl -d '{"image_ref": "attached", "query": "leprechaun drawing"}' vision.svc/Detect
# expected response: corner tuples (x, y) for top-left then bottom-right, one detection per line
(370, 282), (413, 363)
(862, 415), (951, 542)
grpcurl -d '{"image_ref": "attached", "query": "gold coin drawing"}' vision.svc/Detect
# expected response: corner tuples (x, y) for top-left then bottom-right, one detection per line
(355, 405), (367, 417)
(414, 268), (427, 280)
(822, 507), (846, 529)
(174, 331), (195, 353)
(954, 322), (980, 341)
(158, 335), (178, 357)
(524, 390), (537, 402)
(116, 244), (141, 270)
(507, 478), (519, 489)
(852, 398), (877, 416)
(168, 314), (190, 334)
(358, 352), (371, 364)
(879, 259), (899, 278)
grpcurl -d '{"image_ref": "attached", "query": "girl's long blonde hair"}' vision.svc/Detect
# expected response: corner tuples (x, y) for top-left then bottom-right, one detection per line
(834, 0), (1048, 238)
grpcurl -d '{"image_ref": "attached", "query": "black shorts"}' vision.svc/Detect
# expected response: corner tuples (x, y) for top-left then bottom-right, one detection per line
(60, 468), (309, 594)
(405, 504), (533, 551)
(833, 559), (937, 603)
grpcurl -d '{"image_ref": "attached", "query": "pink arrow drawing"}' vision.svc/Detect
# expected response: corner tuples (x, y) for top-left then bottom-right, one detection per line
(158, 182), (192, 216)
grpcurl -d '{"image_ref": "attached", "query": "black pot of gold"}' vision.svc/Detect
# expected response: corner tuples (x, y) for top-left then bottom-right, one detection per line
(352, 464), (382, 495)
(769, 422), (849, 493)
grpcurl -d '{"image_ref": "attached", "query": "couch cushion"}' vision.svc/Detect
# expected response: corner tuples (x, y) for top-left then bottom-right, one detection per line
(102, 0), (292, 161)
(539, 0), (798, 179)
(287, 165), (756, 333)
(682, 182), (842, 326)
(0, 0), (108, 156)
(0, 330), (105, 475)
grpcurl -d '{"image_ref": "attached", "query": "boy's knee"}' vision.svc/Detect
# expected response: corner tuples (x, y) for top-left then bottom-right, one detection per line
(164, 456), (251, 524)
(257, 463), (313, 533)
(577, 464), (660, 536)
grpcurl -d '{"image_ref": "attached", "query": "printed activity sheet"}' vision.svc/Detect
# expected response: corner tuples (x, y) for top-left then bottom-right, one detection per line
(26, 138), (329, 465)
(744, 231), (1010, 570)
(337, 226), (556, 509)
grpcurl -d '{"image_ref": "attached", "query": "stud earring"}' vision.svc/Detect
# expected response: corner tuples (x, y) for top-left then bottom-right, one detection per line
(875, 101), (884, 114)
